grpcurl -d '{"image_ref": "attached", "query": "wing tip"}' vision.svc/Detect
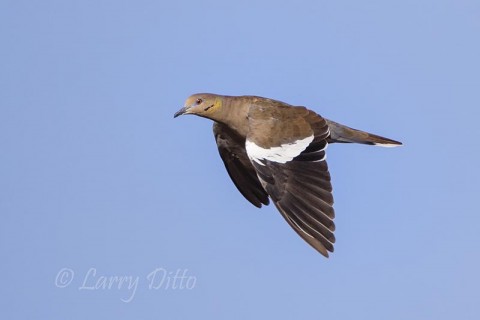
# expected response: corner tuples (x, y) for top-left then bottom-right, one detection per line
(252, 197), (270, 208)
(315, 242), (333, 258)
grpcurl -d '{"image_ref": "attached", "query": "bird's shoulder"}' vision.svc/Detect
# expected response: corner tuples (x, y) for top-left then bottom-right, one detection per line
(246, 101), (327, 148)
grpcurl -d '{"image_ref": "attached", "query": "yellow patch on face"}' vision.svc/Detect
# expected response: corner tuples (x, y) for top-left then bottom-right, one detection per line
(212, 96), (222, 110)
(201, 96), (223, 115)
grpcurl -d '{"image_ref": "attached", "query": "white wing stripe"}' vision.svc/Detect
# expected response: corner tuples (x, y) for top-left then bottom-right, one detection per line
(245, 135), (314, 165)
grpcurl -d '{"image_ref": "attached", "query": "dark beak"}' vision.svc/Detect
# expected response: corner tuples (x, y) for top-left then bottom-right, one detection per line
(174, 106), (189, 118)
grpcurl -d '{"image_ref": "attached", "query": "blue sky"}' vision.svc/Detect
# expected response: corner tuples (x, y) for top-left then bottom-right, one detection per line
(1, 0), (479, 319)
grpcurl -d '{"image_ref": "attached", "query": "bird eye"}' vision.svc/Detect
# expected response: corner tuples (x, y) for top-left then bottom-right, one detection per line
(196, 98), (203, 104)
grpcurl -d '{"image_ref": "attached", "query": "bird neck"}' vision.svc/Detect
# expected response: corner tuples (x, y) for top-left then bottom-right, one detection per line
(214, 96), (250, 138)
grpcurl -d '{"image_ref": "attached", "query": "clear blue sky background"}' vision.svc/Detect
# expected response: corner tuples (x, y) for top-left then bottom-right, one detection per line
(1, 1), (479, 319)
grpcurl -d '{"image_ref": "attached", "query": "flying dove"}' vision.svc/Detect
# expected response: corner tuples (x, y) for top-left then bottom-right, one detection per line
(174, 94), (401, 257)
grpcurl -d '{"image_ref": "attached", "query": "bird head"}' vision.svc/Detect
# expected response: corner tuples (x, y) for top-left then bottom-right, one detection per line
(174, 93), (223, 120)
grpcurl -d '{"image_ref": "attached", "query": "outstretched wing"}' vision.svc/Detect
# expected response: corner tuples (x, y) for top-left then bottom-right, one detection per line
(213, 122), (269, 208)
(246, 106), (335, 257)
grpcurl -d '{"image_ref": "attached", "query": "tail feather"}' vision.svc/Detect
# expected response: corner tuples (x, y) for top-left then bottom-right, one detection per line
(325, 119), (402, 147)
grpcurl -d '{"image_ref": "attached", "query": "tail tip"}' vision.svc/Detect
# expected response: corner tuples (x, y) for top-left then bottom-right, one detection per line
(374, 141), (403, 148)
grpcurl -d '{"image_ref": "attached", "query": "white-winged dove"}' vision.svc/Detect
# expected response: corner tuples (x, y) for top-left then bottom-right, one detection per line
(174, 93), (402, 257)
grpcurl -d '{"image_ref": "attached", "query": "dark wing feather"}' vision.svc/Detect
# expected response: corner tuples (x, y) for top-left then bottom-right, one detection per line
(213, 123), (269, 208)
(248, 110), (336, 257)
(253, 160), (335, 257)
